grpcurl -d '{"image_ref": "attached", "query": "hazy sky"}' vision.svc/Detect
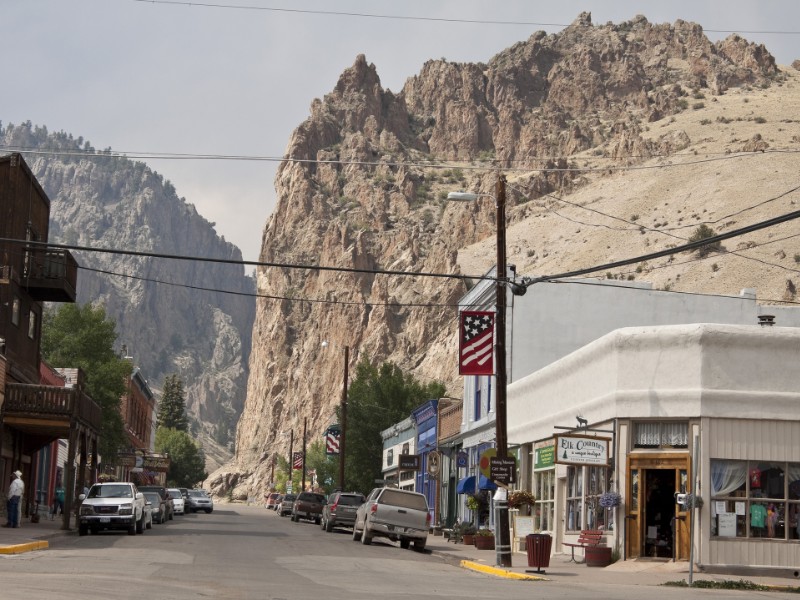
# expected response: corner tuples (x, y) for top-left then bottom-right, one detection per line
(3, 1), (798, 262)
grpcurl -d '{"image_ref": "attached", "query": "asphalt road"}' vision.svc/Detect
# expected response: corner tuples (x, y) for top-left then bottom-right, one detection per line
(0, 505), (774, 599)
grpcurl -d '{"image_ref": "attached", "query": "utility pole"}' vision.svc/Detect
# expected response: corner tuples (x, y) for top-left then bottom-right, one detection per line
(301, 417), (307, 492)
(339, 345), (349, 492)
(287, 429), (294, 492)
(494, 173), (512, 568)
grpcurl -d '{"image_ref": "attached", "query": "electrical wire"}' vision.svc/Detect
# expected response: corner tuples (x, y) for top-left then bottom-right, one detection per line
(125, 0), (800, 35)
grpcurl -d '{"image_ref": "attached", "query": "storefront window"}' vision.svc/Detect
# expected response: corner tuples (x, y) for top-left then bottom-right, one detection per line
(711, 459), (800, 540)
(534, 469), (554, 532)
(566, 466), (611, 532)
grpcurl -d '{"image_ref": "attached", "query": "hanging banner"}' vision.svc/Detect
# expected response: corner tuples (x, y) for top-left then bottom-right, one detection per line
(325, 426), (341, 455)
(459, 311), (495, 376)
(292, 452), (303, 470)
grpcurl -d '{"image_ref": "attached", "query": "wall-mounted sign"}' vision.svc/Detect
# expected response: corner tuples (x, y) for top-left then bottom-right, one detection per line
(456, 451), (468, 467)
(399, 454), (420, 470)
(534, 441), (555, 469)
(427, 451), (441, 478)
(490, 456), (516, 484)
(554, 434), (610, 466)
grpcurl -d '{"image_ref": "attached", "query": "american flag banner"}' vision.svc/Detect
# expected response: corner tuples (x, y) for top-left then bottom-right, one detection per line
(326, 429), (340, 455)
(292, 452), (303, 470)
(459, 310), (495, 376)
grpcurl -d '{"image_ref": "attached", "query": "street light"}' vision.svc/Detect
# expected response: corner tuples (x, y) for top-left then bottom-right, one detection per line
(447, 173), (512, 568)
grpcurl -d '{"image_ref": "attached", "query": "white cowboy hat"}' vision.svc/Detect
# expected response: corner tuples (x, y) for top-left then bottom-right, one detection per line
(13, 470), (22, 478)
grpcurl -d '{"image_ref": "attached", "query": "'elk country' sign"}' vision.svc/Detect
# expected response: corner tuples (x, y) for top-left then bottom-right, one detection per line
(554, 435), (610, 466)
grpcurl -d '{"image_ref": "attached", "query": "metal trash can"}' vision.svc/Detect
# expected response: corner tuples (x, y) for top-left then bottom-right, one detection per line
(526, 533), (552, 573)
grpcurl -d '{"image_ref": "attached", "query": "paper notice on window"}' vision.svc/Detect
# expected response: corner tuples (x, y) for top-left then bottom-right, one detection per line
(735, 502), (746, 516)
(718, 513), (737, 537)
(715, 501), (726, 515)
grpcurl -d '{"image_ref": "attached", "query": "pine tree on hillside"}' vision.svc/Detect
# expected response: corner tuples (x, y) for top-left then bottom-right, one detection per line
(158, 374), (188, 431)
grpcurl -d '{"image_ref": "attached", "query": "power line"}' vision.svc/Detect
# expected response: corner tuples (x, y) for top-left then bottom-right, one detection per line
(524, 208), (800, 285)
(126, 0), (800, 34)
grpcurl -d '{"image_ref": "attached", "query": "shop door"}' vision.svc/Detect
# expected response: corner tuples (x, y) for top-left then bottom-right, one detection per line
(626, 455), (690, 560)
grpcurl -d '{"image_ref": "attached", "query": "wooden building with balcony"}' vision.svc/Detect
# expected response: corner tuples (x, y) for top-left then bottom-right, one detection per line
(0, 152), (97, 529)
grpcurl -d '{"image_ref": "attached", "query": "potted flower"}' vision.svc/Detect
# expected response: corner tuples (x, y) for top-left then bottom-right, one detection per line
(474, 528), (496, 550)
(458, 522), (477, 545)
(508, 490), (536, 510)
(466, 494), (482, 512)
(599, 491), (622, 509)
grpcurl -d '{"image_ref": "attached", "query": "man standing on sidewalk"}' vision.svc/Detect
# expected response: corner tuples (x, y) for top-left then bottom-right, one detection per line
(5, 470), (24, 528)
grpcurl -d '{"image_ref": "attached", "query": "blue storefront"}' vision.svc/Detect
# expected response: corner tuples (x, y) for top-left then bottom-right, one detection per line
(413, 400), (438, 523)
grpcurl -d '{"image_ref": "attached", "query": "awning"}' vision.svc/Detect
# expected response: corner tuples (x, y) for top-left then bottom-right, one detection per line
(456, 476), (475, 494)
(456, 475), (498, 493)
(479, 475), (497, 491)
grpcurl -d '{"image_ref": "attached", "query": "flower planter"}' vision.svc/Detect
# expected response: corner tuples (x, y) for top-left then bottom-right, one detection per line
(585, 546), (612, 567)
(474, 536), (495, 550)
(462, 534), (475, 545)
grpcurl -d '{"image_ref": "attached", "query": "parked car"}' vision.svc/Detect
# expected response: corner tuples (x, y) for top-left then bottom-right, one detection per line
(168, 488), (185, 515)
(143, 491), (167, 524)
(143, 498), (153, 530)
(291, 492), (326, 524)
(186, 489), (214, 513)
(279, 494), (296, 517)
(272, 494), (283, 510)
(138, 486), (174, 521)
(265, 492), (281, 510)
(78, 482), (147, 536)
(321, 491), (365, 532)
(179, 487), (190, 502)
(352, 487), (430, 550)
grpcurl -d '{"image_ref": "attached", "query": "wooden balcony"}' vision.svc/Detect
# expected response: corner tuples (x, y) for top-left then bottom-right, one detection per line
(23, 248), (78, 303)
(2, 383), (102, 445)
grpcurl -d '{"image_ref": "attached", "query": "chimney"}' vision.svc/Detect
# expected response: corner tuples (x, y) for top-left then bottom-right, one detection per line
(758, 315), (775, 327)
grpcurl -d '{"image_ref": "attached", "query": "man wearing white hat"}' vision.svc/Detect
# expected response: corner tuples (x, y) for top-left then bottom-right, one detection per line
(5, 470), (24, 528)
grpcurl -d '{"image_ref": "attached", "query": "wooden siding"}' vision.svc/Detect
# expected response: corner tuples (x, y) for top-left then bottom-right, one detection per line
(708, 418), (800, 462)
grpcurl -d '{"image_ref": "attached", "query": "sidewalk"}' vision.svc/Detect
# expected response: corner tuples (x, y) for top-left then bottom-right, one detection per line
(0, 512), (71, 554)
(425, 534), (800, 590)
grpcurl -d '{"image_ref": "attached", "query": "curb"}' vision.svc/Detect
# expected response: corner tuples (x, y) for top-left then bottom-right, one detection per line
(460, 559), (547, 581)
(0, 540), (49, 555)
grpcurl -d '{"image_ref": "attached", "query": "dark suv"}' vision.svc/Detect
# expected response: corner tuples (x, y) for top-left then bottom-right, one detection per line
(138, 486), (174, 521)
(320, 491), (365, 532)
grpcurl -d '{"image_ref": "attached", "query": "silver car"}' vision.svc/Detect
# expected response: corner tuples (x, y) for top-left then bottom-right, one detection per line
(187, 489), (214, 513)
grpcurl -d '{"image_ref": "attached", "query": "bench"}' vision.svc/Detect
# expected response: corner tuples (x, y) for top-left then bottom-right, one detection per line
(563, 529), (604, 563)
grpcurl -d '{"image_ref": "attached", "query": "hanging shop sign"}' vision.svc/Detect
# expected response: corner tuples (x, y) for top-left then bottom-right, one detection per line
(554, 434), (610, 466)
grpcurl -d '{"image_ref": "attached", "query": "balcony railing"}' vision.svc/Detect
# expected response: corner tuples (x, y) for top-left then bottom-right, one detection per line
(4, 383), (102, 432)
(22, 248), (78, 303)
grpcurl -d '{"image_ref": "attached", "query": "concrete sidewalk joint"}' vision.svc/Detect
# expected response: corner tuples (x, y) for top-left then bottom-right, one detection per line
(460, 559), (546, 581)
(0, 540), (49, 555)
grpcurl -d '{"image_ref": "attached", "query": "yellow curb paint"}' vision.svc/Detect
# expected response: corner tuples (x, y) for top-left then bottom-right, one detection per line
(460, 559), (547, 581)
(0, 541), (49, 555)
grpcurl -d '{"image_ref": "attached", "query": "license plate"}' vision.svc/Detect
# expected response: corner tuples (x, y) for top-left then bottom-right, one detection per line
(99, 517), (110, 523)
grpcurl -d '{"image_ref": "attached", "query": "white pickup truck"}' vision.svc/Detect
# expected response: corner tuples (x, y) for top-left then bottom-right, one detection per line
(352, 487), (430, 550)
(78, 482), (147, 536)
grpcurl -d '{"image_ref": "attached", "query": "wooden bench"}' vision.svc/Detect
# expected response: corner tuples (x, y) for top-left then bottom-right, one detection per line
(563, 529), (604, 563)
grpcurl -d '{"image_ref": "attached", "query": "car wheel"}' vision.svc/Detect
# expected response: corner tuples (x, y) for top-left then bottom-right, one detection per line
(128, 520), (136, 536)
(325, 518), (333, 533)
(90, 527), (99, 535)
(205, 509), (212, 514)
(136, 514), (145, 534)
(413, 539), (426, 551)
(146, 516), (152, 530)
(79, 524), (88, 536)
(361, 523), (372, 545)
(352, 523), (361, 542)
(400, 539), (410, 549)
(169, 511), (174, 521)
(314, 516), (321, 525)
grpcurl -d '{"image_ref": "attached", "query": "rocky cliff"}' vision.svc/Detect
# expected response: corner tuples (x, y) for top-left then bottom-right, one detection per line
(0, 123), (255, 468)
(207, 13), (794, 498)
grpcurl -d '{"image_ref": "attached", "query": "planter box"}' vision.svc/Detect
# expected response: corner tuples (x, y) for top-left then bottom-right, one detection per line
(474, 536), (495, 550)
(585, 545), (612, 567)
(462, 534), (475, 545)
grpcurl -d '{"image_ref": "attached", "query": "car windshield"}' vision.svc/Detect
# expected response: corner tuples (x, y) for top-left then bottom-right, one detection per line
(144, 493), (160, 503)
(168, 490), (182, 499)
(188, 490), (206, 498)
(282, 495), (296, 502)
(88, 485), (132, 499)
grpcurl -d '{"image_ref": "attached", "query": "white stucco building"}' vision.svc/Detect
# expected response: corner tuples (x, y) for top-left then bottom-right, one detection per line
(508, 322), (800, 575)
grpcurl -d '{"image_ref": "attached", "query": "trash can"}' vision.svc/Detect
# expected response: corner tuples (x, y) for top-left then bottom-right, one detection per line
(525, 533), (552, 573)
